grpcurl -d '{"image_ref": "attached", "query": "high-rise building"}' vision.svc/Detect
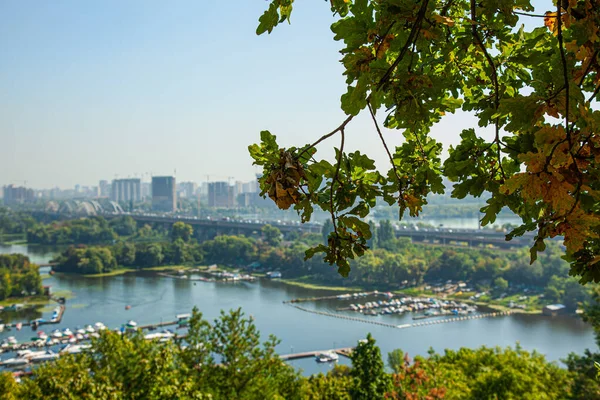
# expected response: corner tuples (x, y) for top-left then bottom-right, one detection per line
(141, 182), (152, 199)
(208, 182), (234, 208)
(2, 185), (35, 205)
(111, 179), (141, 204)
(178, 181), (198, 198)
(152, 176), (176, 212)
(99, 180), (110, 197)
(242, 179), (259, 194)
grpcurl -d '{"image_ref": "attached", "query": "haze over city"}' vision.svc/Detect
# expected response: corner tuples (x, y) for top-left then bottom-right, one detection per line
(0, 0), (551, 189)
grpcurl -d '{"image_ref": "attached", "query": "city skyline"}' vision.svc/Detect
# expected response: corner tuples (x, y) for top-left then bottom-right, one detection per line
(1, 1), (546, 189)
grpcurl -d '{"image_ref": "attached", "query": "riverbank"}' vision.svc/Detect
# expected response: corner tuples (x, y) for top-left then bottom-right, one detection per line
(65, 264), (206, 278)
(277, 277), (364, 292)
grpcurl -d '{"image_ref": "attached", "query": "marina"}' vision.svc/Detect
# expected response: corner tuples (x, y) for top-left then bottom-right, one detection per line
(0, 244), (595, 376)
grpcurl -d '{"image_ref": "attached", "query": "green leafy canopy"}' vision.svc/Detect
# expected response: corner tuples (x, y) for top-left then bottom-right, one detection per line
(251, 0), (600, 283)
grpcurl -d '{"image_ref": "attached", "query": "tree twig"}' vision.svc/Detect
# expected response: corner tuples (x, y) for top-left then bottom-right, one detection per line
(329, 129), (346, 237)
(296, 114), (354, 160)
(368, 102), (402, 187)
(470, 0), (505, 179)
(557, 2), (571, 142)
(377, 0), (430, 90)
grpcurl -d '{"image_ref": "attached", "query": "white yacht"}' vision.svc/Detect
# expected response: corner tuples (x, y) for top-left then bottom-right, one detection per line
(315, 351), (339, 363)
(1, 357), (29, 367)
(30, 351), (59, 363)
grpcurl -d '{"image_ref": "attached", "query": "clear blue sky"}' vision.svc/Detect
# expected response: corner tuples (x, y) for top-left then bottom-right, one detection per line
(0, 0), (550, 189)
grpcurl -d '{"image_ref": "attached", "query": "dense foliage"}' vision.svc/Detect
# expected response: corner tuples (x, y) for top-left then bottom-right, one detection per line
(0, 306), (594, 399)
(251, 0), (600, 283)
(50, 220), (590, 309)
(26, 216), (148, 245)
(0, 207), (39, 236)
(0, 254), (43, 300)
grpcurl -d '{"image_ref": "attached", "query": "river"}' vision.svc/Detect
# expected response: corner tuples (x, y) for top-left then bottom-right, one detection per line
(0, 244), (595, 375)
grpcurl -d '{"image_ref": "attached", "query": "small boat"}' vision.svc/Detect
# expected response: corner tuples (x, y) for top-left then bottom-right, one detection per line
(126, 320), (137, 328)
(7, 336), (17, 345)
(15, 323), (22, 331)
(315, 351), (339, 363)
(63, 328), (73, 336)
(52, 330), (63, 338)
(125, 305), (131, 310)
(94, 322), (106, 331)
(76, 328), (86, 335)
(85, 325), (95, 333)
(76, 333), (84, 341)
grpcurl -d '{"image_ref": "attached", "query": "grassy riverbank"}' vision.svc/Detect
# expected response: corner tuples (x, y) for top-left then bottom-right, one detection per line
(0, 295), (51, 307)
(81, 264), (204, 278)
(277, 277), (365, 292)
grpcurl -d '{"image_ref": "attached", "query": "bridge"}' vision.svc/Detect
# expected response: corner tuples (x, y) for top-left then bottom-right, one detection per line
(394, 228), (539, 249)
(116, 214), (541, 249)
(115, 214), (322, 237)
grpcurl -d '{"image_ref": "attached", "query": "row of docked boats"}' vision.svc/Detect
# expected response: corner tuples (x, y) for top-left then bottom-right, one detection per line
(0, 344), (93, 368)
(345, 297), (477, 316)
(0, 322), (107, 353)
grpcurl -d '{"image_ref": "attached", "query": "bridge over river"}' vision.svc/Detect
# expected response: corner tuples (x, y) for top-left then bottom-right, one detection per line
(118, 214), (542, 249)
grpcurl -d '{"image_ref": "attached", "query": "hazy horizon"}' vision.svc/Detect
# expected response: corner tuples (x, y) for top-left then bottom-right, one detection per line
(1, 0), (548, 190)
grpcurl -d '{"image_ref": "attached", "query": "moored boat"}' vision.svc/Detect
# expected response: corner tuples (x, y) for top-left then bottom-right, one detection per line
(315, 351), (339, 363)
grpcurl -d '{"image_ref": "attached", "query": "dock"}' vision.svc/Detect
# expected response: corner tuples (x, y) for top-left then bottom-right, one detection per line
(2, 302), (65, 330)
(290, 304), (514, 329)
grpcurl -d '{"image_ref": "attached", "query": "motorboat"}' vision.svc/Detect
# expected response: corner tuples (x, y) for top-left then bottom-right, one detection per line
(94, 322), (106, 331)
(52, 330), (63, 338)
(60, 344), (91, 354)
(30, 351), (59, 363)
(144, 331), (173, 341)
(315, 351), (339, 363)
(76, 328), (86, 335)
(17, 349), (48, 360)
(63, 328), (73, 336)
(85, 325), (95, 333)
(126, 320), (137, 328)
(7, 336), (17, 345)
(1, 358), (29, 367)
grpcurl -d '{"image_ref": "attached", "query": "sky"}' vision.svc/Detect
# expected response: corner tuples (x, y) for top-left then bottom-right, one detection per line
(0, 0), (550, 189)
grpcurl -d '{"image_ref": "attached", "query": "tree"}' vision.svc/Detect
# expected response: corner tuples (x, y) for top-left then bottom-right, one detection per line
(350, 333), (391, 399)
(366, 220), (377, 250)
(261, 224), (282, 246)
(493, 277), (509, 292)
(377, 220), (394, 248)
(109, 216), (137, 236)
(250, 1), (600, 282)
(171, 221), (193, 242)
